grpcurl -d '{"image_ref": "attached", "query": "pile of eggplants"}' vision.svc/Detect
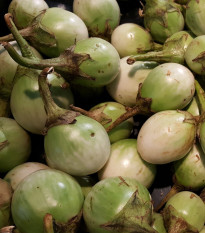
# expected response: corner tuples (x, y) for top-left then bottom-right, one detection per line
(1, 0), (205, 232)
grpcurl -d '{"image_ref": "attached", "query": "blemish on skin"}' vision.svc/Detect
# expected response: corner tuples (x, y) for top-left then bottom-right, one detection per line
(90, 197), (93, 211)
(61, 82), (69, 89)
(91, 132), (95, 137)
(190, 193), (196, 199)
(136, 168), (143, 175)
(0, 77), (5, 85)
(174, 79), (180, 83)
(118, 176), (130, 186)
(166, 70), (171, 76)
(195, 154), (200, 162)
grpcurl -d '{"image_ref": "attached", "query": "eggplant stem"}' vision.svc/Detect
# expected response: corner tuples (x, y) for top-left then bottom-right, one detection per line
(127, 49), (182, 65)
(106, 84), (152, 132)
(38, 67), (80, 132)
(2, 41), (92, 81)
(154, 183), (185, 212)
(69, 104), (112, 126)
(44, 214), (55, 233)
(0, 33), (15, 42)
(3, 13), (36, 59)
(69, 105), (90, 117)
(38, 67), (66, 125)
(2, 42), (42, 69)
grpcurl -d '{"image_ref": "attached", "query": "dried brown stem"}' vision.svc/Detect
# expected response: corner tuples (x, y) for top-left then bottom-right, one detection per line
(106, 87), (152, 132)
(69, 104), (112, 126)
(154, 183), (185, 212)
(69, 105), (90, 116)
(44, 214), (54, 233)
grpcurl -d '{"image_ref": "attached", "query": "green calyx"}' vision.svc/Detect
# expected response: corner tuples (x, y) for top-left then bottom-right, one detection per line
(101, 190), (157, 233)
(0, 10), (58, 54)
(144, 0), (184, 43)
(1, 13), (91, 81)
(145, 0), (182, 26)
(127, 31), (192, 65)
(2, 14), (120, 87)
(21, 10), (57, 49)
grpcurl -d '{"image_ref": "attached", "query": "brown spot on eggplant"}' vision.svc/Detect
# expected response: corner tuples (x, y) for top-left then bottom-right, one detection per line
(190, 193), (196, 199)
(195, 154), (200, 162)
(118, 176), (130, 186)
(90, 196), (93, 212)
(61, 82), (69, 89)
(0, 77), (5, 85)
(136, 168), (143, 175)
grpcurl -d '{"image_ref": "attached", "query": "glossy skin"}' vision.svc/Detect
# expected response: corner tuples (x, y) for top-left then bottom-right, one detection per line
(165, 191), (205, 231)
(184, 97), (200, 117)
(73, 37), (120, 87)
(34, 7), (89, 57)
(0, 117), (31, 173)
(186, 0), (205, 36)
(137, 110), (196, 164)
(174, 143), (205, 190)
(8, 0), (49, 29)
(73, 0), (120, 40)
(98, 139), (157, 188)
(4, 162), (50, 190)
(106, 57), (157, 107)
(10, 69), (74, 134)
(111, 23), (154, 57)
(141, 63), (195, 112)
(11, 169), (84, 233)
(45, 115), (111, 176)
(185, 35), (205, 75)
(83, 176), (152, 233)
(90, 101), (134, 143)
